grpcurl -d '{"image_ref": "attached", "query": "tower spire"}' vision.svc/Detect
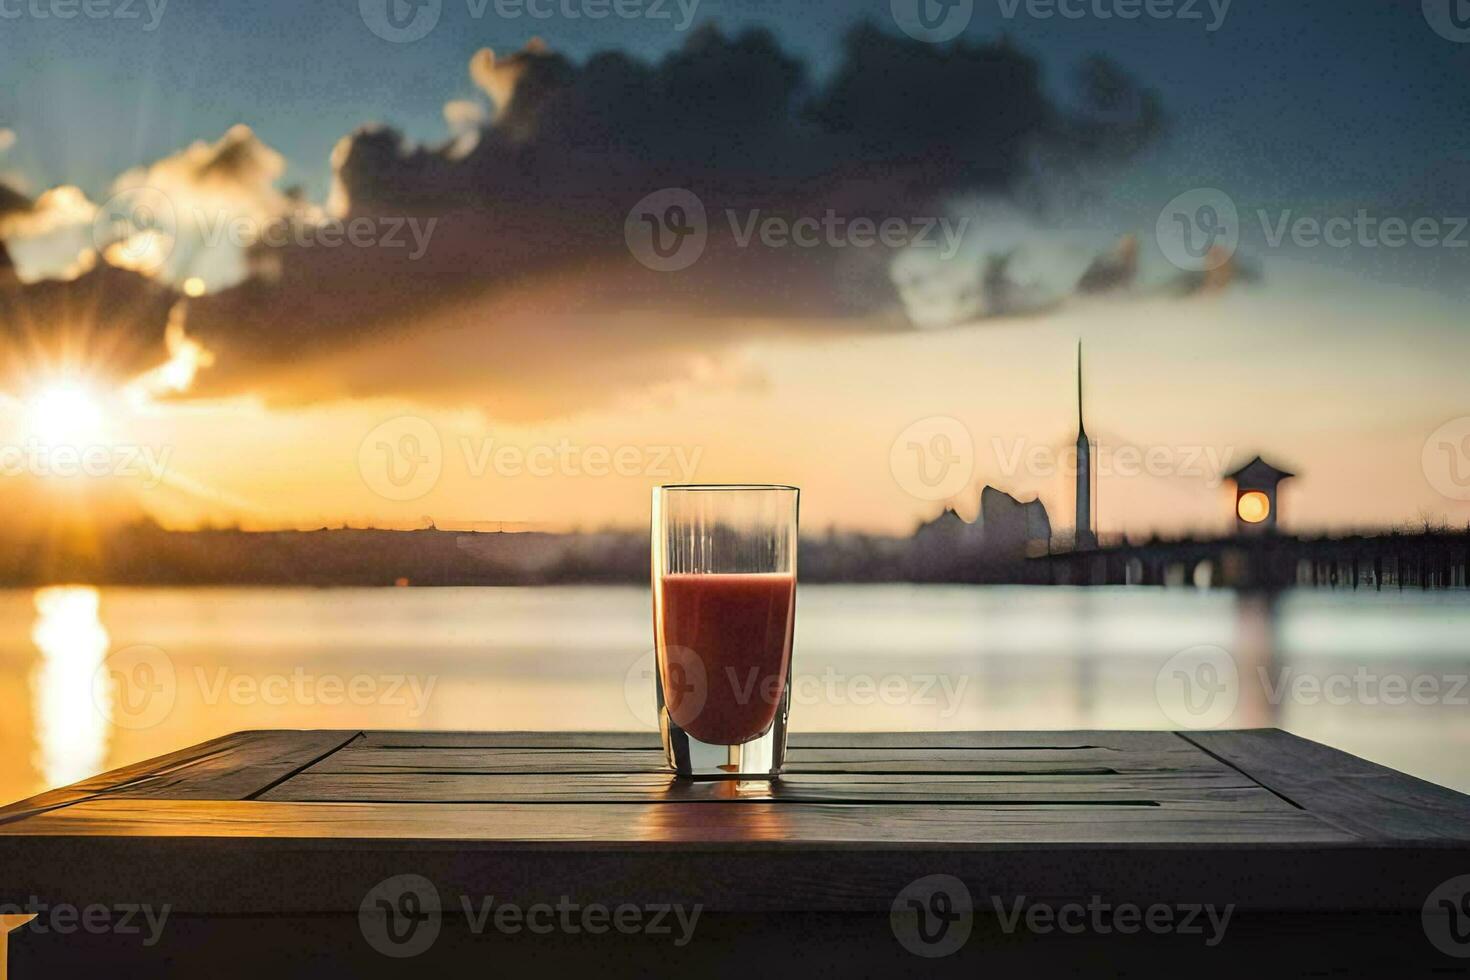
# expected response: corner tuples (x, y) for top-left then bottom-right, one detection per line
(1074, 340), (1096, 550)
(1077, 341), (1085, 435)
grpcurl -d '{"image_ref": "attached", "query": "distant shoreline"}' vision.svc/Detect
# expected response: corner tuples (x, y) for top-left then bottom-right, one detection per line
(4, 522), (1464, 591)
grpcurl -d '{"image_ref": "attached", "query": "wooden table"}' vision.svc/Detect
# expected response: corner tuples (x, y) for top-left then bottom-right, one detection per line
(2, 729), (1469, 977)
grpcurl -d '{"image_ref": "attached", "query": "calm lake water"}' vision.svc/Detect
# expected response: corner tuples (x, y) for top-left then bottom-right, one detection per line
(2, 585), (1468, 805)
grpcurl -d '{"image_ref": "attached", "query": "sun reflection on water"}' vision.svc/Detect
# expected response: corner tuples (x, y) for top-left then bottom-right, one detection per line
(29, 586), (110, 788)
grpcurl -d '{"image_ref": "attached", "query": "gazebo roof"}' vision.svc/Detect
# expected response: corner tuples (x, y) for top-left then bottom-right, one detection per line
(1226, 455), (1296, 487)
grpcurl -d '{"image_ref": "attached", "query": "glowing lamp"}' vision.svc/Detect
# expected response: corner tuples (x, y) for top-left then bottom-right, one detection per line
(1237, 491), (1270, 524)
(1226, 456), (1295, 535)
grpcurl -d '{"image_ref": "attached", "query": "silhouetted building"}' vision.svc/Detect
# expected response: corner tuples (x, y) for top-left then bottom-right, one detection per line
(1227, 456), (1295, 535)
(981, 486), (1052, 558)
(1074, 342), (1097, 550)
(908, 487), (1052, 580)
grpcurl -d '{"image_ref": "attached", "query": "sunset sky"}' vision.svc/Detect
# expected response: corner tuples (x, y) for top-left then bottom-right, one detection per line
(0, 0), (1467, 537)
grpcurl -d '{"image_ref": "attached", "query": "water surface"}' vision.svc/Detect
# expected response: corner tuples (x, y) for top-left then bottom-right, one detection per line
(2, 585), (1467, 805)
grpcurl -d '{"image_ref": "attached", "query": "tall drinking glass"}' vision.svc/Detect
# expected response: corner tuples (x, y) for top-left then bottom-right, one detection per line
(652, 485), (799, 778)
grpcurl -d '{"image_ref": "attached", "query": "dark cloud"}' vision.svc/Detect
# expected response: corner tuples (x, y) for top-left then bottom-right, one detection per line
(0, 23), (1163, 415)
(0, 183), (27, 219)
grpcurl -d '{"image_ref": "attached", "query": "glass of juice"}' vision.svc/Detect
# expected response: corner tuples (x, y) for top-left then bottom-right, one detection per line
(652, 485), (799, 778)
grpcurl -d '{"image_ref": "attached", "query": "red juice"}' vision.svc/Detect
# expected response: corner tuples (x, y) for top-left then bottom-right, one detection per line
(656, 572), (796, 745)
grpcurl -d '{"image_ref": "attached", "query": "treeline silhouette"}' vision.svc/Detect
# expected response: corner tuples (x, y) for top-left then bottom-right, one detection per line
(1, 519), (1044, 587)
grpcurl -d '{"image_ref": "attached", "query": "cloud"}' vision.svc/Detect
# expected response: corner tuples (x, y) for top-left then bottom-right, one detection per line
(0, 185), (99, 283)
(1, 23), (1168, 417)
(442, 99), (490, 159)
(97, 124), (298, 293)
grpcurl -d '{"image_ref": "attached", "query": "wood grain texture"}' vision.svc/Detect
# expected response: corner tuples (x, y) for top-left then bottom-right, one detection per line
(259, 771), (1293, 808)
(1185, 729), (1470, 842)
(0, 730), (360, 825)
(0, 796), (1348, 843)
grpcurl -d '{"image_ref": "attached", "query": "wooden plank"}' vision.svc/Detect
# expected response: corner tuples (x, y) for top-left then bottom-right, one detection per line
(355, 730), (1185, 750)
(0, 797), (1347, 844)
(307, 745), (1227, 777)
(1186, 729), (1470, 842)
(358, 731), (661, 749)
(0, 730), (359, 823)
(3, 830), (1451, 915)
(259, 771), (1295, 809)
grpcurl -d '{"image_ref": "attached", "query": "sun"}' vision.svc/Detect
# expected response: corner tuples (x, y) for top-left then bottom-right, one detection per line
(25, 381), (107, 447)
